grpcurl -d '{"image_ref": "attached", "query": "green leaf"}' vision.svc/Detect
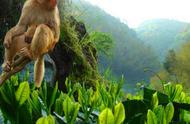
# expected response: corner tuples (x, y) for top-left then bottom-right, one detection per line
(63, 96), (80, 124)
(70, 102), (80, 124)
(99, 108), (114, 124)
(63, 96), (73, 122)
(151, 92), (159, 109)
(55, 93), (64, 116)
(15, 81), (30, 106)
(174, 84), (183, 100)
(36, 115), (55, 124)
(147, 110), (157, 124)
(91, 90), (101, 107)
(10, 75), (19, 86)
(0, 87), (11, 105)
(153, 106), (166, 124)
(28, 91), (41, 116)
(165, 102), (174, 123)
(47, 115), (55, 124)
(114, 102), (125, 124)
(49, 82), (58, 112)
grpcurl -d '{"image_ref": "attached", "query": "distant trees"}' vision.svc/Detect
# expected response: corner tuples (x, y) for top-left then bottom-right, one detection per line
(136, 19), (188, 60)
(151, 27), (190, 90)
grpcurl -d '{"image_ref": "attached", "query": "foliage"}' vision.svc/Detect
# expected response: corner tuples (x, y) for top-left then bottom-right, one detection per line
(0, 73), (125, 124)
(146, 96), (174, 124)
(85, 31), (114, 56)
(1, 73), (190, 123)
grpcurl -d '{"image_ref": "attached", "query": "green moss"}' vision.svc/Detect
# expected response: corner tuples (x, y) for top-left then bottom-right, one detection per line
(59, 17), (100, 88)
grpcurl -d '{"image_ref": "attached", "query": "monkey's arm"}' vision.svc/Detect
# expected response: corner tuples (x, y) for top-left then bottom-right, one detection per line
(54, 23), (60, 43)
(54, 8), (60, 43)
(49, 20), (60, 43)
(4, 6), (29, 48)
(49, 9), (60, 43)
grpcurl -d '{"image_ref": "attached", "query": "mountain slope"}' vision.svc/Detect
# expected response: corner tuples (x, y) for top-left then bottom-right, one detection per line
(72, 0), (161, 88)
(135, 19), (188, 59)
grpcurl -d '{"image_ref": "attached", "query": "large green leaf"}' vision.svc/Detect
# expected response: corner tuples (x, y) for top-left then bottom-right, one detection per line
(147, 110), (157, 124)
(15, 81), (30, 106)
(36, 115), (55, 124)
(99, 108), (114, 124)
(165, 102), (174, 123)
(114, 102), (125, 124)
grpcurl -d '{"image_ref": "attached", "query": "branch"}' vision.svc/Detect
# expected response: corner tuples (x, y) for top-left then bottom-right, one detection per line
(0, 56), (31, 86)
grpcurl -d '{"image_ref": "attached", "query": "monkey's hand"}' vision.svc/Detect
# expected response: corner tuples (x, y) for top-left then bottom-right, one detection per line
(25, 35), (33, 44)
(1, 61), (11, 72)
(4, 33), (12, 49)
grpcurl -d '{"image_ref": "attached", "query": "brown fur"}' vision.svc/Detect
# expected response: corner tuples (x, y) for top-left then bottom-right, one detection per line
(2, 0), (60, 87)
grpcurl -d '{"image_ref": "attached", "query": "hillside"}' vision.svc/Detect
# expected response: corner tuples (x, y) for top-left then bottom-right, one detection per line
(72, 0), (161, 88)
(135, 19), (188, 59)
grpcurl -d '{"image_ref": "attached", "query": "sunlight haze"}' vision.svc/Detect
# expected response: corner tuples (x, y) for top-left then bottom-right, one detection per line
(84, 0), (190, 28)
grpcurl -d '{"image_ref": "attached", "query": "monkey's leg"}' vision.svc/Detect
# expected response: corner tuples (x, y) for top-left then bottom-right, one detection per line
(28, 24), (54, 88)
(34, 56), (44, 88)
(30, 24), (54, 59)
(2, 45), (17, 72)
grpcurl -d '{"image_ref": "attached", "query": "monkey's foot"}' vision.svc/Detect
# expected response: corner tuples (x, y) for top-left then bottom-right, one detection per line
(2, 61), (11, 72)
(19, 47), (32, 59)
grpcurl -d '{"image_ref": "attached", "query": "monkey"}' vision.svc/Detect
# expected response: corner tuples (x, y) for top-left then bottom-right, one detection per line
(2, 25), (37, 72)
(2, 0), (60, 88)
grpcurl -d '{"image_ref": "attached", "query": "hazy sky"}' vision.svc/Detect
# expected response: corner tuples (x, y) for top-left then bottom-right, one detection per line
(84, 0), (190, 28)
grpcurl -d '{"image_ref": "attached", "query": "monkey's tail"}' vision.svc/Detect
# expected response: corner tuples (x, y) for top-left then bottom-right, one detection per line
(34, 56), (44, 88)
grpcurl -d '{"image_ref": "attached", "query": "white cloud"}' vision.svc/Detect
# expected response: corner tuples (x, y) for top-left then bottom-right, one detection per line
(84, 0), (190, 27)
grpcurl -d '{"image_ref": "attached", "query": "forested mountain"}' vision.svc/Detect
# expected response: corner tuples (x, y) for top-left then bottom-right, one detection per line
(136, 19), (188, 60)
(72, 0), (161, 88)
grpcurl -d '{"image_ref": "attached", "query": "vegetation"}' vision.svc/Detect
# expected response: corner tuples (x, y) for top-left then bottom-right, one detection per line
(0, 73), (125, 124)
(1, 73), (190, 123)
